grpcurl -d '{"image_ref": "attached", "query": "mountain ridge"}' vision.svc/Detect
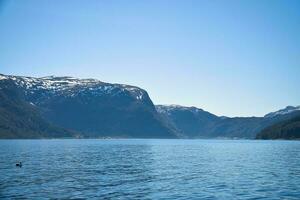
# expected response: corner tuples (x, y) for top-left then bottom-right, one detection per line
(0, 74), (178, 139)
(0, 73), (299, 139)
(157, 104), (300, 139)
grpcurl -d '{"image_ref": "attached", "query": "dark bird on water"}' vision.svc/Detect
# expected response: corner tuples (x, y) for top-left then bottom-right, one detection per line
(16, 162), (22, 167)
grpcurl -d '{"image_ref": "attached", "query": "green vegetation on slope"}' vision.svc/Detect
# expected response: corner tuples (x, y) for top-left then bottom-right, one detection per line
(0, 79), (75, 139)
(256, 116), (300, 140)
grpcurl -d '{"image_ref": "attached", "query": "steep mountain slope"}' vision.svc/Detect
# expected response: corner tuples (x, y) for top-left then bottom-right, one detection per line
(256, 115), (300, 139)
(0, 78), (75, 138)
(0, 74), (178, 138)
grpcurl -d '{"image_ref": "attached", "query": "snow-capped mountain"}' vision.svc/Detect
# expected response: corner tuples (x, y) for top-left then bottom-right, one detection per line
(0, 74), (147, 104)
(0, 74), (177, 138)
(0, 73), (299, 139)
(264, 106), (300, 118)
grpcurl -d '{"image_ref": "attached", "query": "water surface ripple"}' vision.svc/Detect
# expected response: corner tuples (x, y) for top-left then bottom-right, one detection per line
(0, 139), (300, 199)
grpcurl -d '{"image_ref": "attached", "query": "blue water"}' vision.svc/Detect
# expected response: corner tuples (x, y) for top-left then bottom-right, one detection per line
(0, 139), (300, 199)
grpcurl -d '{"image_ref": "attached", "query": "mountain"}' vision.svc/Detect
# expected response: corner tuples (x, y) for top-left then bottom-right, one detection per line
(264, 106), (300, 118)
(256, 115), (300, 139)
(156, 105), (300, 139)
(1, 73), (299, 139)
(0, 77), (76, 138)
(0, 74), (178, 139)
(156, 105), (220, 138)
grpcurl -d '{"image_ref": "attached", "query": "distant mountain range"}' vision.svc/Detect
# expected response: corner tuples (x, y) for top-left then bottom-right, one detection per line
(0, 73), (299, 139)
(156, 105), (300, 139)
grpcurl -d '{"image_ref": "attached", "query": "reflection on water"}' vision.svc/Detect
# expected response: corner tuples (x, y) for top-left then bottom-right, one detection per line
(0, 139), (300, 199)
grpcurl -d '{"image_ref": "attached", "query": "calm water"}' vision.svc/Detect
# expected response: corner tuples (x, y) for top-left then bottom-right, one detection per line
(0, 139), (300, 199)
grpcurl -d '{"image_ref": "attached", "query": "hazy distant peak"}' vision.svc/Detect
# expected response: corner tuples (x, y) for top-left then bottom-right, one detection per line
(157, 104), (202, 109)
(264, 106), (300, 118)
(156, 104), (213, 116)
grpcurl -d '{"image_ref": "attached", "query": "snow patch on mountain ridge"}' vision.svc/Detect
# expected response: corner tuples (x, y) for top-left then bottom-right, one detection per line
(265, 106), (300, 118)
(0, 74), (146, 101)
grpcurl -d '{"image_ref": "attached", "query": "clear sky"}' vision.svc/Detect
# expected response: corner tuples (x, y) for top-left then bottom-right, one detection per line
(0, 0), (299, 117)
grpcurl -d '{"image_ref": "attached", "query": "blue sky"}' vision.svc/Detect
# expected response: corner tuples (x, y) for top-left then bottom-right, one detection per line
(0, 0), (299, 117)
